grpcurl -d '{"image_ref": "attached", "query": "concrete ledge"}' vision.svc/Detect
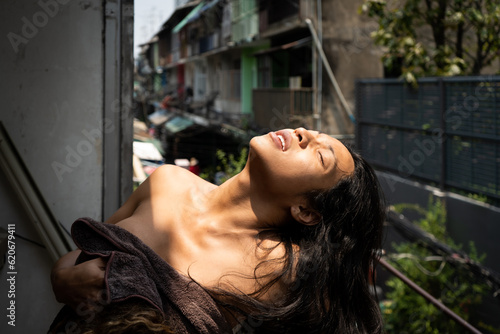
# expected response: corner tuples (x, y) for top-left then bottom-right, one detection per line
(377, 170), (500, 273)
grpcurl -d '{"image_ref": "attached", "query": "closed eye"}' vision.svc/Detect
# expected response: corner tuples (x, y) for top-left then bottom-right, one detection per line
(319, 152), (324, 166)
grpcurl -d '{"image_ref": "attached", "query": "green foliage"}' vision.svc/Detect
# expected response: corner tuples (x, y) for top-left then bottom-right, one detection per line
(384, 196), (490, 333)
(200, 147), (248, 184)
(467, 192), (489, 203)
(199, 165), (217, 183)
(361, 0), (500, 85)
(215, 148), (248, 181)
(393, 197), (447, 240)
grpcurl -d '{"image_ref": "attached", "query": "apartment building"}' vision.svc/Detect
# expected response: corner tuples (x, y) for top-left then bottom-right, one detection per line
(138, 0), (383, 136)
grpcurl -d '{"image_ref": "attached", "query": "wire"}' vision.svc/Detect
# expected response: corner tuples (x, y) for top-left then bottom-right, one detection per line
(13, 233), (46, 249)
(387, 253), (447, 276)
(386, 209), (500, 301)
(59, 221), (71, 238)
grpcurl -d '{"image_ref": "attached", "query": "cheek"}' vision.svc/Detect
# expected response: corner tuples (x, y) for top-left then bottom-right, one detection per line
(283, 153), (336, 191)
(275, 154), (319, 187)
(248, 141), (324, 190)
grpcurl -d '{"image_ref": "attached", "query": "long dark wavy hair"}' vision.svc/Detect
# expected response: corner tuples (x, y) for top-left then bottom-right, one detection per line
(212, 147), (386, 333)
(49, 299), (174, 334)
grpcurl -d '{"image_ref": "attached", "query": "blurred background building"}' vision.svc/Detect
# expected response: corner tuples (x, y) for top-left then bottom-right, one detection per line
(1, 0), (499, 332)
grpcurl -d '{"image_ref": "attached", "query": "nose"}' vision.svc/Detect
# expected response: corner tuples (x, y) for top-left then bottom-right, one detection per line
(295, 128), (319, 148)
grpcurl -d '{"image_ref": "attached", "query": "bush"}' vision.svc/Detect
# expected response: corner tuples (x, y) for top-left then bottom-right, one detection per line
(382, 196), (491, 333)
(200, 147), (248, 184)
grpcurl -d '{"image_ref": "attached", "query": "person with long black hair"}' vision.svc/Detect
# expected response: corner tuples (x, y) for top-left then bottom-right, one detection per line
(51, 128), (385, 334)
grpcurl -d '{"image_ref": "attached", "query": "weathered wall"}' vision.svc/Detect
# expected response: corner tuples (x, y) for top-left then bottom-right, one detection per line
(320, 0), (383, 134)
(0, 1), (105, 331)
(377, 171), (500, 273)
(1, 0), (105, 227)
(0, 0), (133, 332)
(376, 170), (500, 329)
(208, 51), (242, 114)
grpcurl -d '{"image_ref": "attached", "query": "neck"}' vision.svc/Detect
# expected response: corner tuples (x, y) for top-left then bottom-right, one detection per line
(201, 165), (285, 234)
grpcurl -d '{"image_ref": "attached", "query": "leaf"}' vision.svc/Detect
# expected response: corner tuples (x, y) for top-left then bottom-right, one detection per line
(360, 0), (500, 76)
(448, 63), (462, 75)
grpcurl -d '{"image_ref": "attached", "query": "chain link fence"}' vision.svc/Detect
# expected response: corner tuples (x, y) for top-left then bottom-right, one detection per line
(356, 76), (500, 205)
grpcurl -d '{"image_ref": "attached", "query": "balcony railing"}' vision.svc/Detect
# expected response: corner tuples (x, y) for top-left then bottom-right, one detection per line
(252, 88), (313, 130)
(382, 210), (489, 334)
(356, 76), (500, 205)
(231, 0), (259, 42)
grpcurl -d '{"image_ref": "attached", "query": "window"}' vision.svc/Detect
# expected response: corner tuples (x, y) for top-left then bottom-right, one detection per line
(257, 55), (271, 88)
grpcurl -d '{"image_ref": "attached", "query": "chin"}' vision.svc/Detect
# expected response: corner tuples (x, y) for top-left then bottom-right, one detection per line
(247, 136), (275, 170)
(249, 135), (270, 156)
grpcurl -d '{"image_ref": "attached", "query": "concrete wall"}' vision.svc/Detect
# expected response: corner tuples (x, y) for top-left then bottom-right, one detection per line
(320, 0), (383, 134)
(0, 172), (61, 332)
(208, 51), (242, 114)
(0, 0), (133, 331)
(1, 0), (105, 228)
(377, 171), (500, 273)
(376, 170), (500, 330)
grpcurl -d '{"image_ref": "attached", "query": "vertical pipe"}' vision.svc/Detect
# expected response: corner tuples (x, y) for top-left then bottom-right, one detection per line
(439, 78), (446, 191)
(316, 0), (322, 131)
(305, 18), (355, 124)
(312, 28), (317, 128)
(103, 0), (122, 220)
(120, 0), (134, 210)
(0, 123), (73, 261)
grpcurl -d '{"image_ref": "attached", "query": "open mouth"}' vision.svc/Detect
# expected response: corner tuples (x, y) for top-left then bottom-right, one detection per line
(277, 134), (285, 151)
(271, 130), (291, 151)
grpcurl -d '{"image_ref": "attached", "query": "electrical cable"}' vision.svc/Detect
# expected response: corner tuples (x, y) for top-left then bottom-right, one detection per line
(58, 221), (71, 238)
(387, 253), (447, 276)
(13, 233), (45, 249)
(385, 209), (500, 302)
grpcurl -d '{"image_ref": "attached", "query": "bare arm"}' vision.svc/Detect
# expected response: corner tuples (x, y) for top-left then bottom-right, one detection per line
(104, 170), (153, 224)
(51, 250), (106, 309)
(104, 164), (179, 224)
(51, 165), (183, 307)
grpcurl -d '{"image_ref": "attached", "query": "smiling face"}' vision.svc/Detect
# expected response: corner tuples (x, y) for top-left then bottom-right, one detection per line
(248, 128), (355, 201)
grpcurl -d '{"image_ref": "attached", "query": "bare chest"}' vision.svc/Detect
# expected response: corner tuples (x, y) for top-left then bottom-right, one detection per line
(117, 204), (259, 290)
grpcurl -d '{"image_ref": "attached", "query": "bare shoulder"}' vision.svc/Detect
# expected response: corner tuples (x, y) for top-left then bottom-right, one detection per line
(149, 164), (215, 197)
(107, 164), (214, 226)
(151, 164), (189, 179)
(147, 165), (192, 186)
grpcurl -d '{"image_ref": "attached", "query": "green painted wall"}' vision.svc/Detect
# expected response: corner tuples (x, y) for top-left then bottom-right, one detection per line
(241, 44), (269, 114)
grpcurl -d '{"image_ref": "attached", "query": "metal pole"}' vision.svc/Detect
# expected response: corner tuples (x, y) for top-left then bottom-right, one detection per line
(439, 78), (446, 191)
(312, 29), (318, 129)
(305, 18), (355, 124)
(378, 258), (483, 334)
(0, 123), (73, 261)
(316, 0), (322, 131)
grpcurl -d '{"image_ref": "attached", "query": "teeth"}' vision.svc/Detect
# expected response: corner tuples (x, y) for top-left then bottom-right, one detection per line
(277, 135), (285, 151)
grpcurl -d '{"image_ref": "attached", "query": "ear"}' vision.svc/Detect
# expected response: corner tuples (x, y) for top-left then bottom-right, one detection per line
(290, 205), (321, 226)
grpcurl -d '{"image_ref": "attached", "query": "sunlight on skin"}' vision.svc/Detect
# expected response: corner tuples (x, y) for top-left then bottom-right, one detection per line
(121, 128), (356, 296)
